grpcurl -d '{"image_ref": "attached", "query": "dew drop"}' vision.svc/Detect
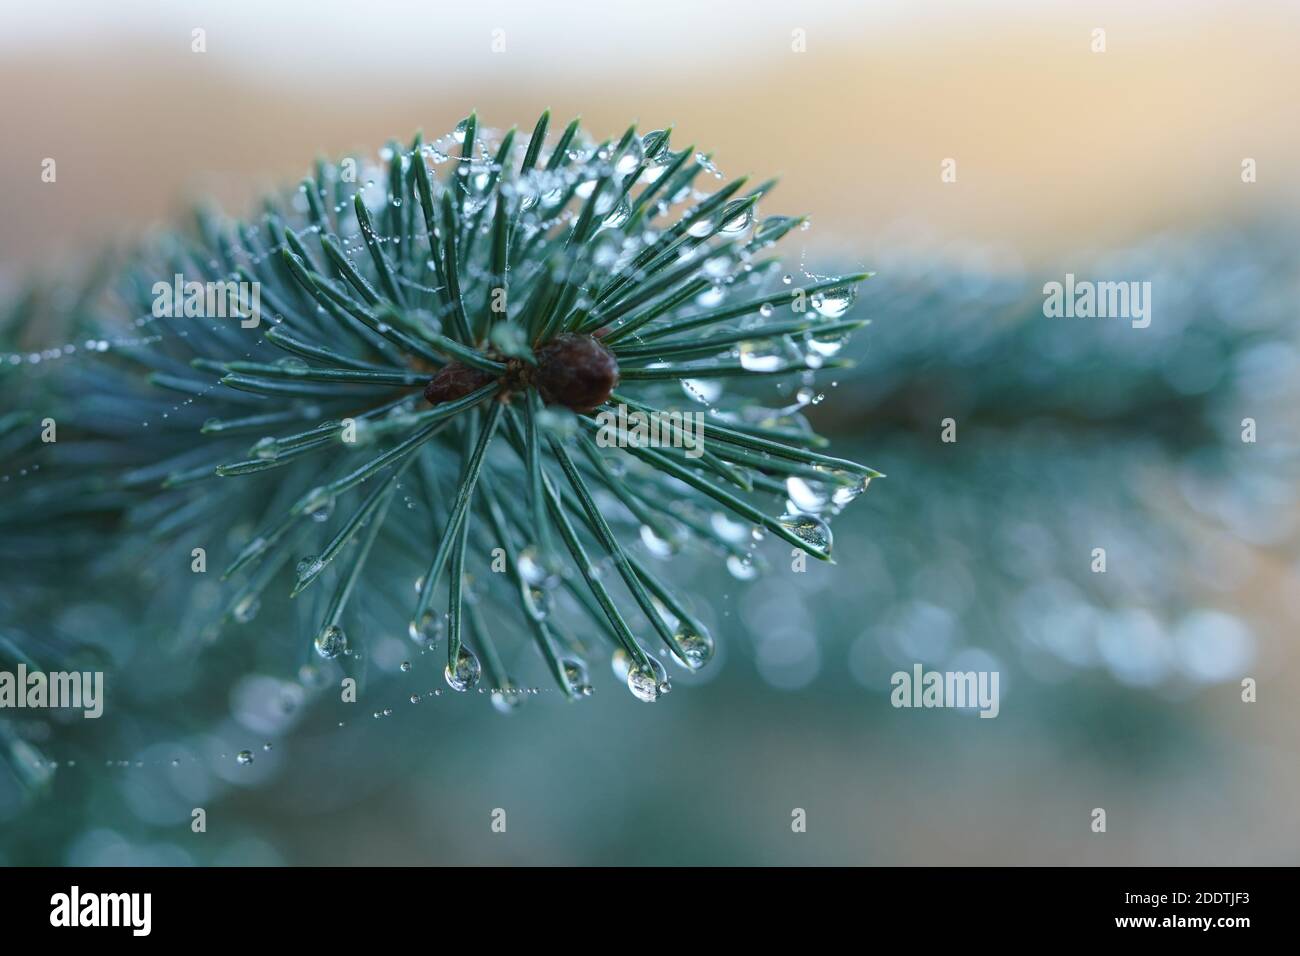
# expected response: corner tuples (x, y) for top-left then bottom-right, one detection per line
(295, 555), (324, 582)
(827, 470), (873, 510)
(718, 201), (754, 235)
(811, 286), (856, 319)
(562, 659), (595, 697)
(444, 646), (482, 692)
(300, 486), (335, 522)
(314, 624), (348, 660)
(251, 437), (280, 461)
(641, 130), (672, 164)
(236, 750), (254, 766)
(522, 581), (551, 621)
(805, 330), (847, 359)
(779, 513), (833, 555)
(602, 197), (631, 228)
(671, 628), (715, 670)
(627, 657), (671, 702)
(408, 611), (444, 644)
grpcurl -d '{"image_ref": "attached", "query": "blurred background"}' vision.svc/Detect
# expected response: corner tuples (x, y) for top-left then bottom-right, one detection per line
(1, 0), (1298, 864)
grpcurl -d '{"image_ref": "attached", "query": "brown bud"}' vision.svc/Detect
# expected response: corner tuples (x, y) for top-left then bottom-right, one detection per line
(534, 333), (620, 412)
(423, 361), (496, 406)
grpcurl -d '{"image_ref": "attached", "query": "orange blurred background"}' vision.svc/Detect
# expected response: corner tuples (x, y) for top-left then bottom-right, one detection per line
(3, 0), (1298, 279)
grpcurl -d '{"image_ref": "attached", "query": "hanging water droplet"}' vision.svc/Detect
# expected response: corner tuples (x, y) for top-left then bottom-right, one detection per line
(445, 646), (482, 692)
(826, 470), (873, 511)
(314, 624), (348, 660)
(718, 201), (754, 235)
(805, 329), (847, 360)
(671, 628), (715, 670)
(602, 197), (631, 228)
(251, 437), (280, 460)
(758, 302), (774, 318)
(522, 580), (551, 621)
(811, 286), (856, 319)
(295, 555), (324, 582)
(627, 656), (671, 702)
(641, 130), (672, 164)
(236, 750), (254, 766)
(300, 486), (335, 522)
(562, 659), (595, 697)
(400, 661), (412, 673)
(408, 611), (443, 644)
(779, 513), (833, 555)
